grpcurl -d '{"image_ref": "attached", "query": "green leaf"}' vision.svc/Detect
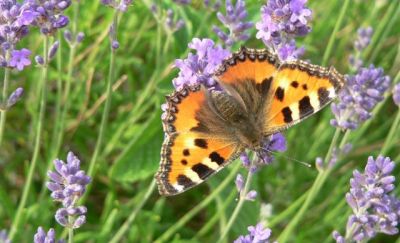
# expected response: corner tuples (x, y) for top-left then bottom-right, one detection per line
(110, 108), (163, 183)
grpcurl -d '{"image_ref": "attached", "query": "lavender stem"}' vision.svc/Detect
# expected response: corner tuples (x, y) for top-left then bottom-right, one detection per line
(218, 155), (256, 243)
(0, 50), (10, 145)
(9, 36), (49, 240)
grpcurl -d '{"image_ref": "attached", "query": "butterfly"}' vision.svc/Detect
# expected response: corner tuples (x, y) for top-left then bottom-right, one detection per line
(156, 47), (345, 196)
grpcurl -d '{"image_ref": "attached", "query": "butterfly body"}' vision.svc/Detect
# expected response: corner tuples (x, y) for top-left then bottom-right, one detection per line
(156, 47), (345, 196)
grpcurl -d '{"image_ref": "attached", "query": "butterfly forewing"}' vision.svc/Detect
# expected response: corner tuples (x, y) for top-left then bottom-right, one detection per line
(264, 60), (345, 134)
(156, 85), (240, 196)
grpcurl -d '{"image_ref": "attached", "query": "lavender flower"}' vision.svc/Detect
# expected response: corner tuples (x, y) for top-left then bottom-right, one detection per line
(315, 143), (352, 171)
(30, 0), (72, 35)
(254, 132), (287, 168)
(240, 133), (287, 172)
(234, 222), (273, 243)
(349, 27), (373, 70)
(333, 156), (400, 242)
(47, 152), (91, 228)
(393, 83), (400, 106)
(204, 0), (221, 11)
(172, 38), (230, 89)
(100, 0), (133, 12)
(172, 0), (191, 5)
(212, 0), (253, 46)
(165, 9), (184, 32)
(0, 0), (36, 69)
(255, 0), (312, 46)
(6, 87), (23, 108)
(277, 39), (304, 60)
(331, 65), (391, 130)
(0, 230), (10, 243)
(9, 48), (31, 70)
(48, 41), (59, 60)
(34, 227), (64, 243)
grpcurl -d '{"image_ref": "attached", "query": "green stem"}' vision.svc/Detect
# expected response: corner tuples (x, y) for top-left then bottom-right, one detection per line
(9, 36), (49, 240)
(321, 0), (350, 66)
(218, 158), (255, 243)
(109, 180), (156, 243)
(267, 191), (307, 227)
(193, 189), (237, 239)
(277, 128), (342, 243)
(68, 224), (74, 243)
(87, 11), (119, 179)
(155, 162), (241, 243)
(380, 110), (400, 155)
(0, 50), (10, 145)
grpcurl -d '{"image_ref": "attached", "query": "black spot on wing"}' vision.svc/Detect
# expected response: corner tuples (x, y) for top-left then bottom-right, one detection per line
(318, 87), (329, 106)
(190, 122), (210, 133)
(183, 149), (190, 156)
(302, 84), (308, 90)
(257, 77), (272, 94)
(291, 81), (299, 88)
(177, 174), (195, 188)
(181, 159), (188, 165)
(275, 87), (285, 101)
(299, 96), (314, 119)
(209, 152), (225, 165)
(194, 138), (208, 149)
(282, 107), (293, 123)
(192, 163), (214, 180)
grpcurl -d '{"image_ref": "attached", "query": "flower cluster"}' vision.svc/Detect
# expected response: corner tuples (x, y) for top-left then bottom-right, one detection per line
(0, 0), (36, 70)
(165, 9), (184, 32)
(234, 222), (273, 243)
(29, 0), (72, 35)
(315, 143), (352, 171)
(203, 0), (221, 11)
(240, 133), (287, 173)
(172, 38), (230, 89)
(333, 156), (400, 242)
(349, 27), (373, 70)
(213, 0), (253, 46)
(255, 0), (311, 60)
(100, 0), (133, 12)
(34, 227), (64, 243)
(331, 65), (391, 130)
(47, 152), (91, 228)
(172, 0), (191, 5)
(235, 173), (257, 201)
(393, 83), (400, 106)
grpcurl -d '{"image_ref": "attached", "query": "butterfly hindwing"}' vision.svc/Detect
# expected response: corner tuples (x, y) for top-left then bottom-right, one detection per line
(156, 85), (240, 196)
(264, 60), (345, 133)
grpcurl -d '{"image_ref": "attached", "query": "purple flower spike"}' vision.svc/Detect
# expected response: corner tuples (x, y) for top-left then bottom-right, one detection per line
(234, 222), (273, 243)
(213, 0), (253, 46)
(333, 156), (400, 242)
(48, 152), (91, 228)
(331, 65), (391, 130)
(165, 9), (185, 32)
(9, 48), (31, 71)
(277, 39), (304, 61)
(235, 173), (244, 192)
(100, 0), (133, 12)
(172, 38), (230, 90)
(255, 132), (287, 168)
(256, 0), (312, 47)
(7, 87), (24, 108)
(393, 83), (400, 106)
(34, 227), (64, 243)
(349, 27), (374, 70)
(29, 0), (72, 35)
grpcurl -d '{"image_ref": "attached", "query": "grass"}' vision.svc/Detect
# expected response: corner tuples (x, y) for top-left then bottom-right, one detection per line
(0, 0), (399, 242)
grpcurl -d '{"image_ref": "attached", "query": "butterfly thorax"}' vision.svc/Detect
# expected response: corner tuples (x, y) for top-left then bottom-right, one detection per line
(208, 90), (263, 149)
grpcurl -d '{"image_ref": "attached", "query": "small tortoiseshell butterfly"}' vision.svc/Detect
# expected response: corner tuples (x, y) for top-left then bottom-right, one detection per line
(156, 47), (345, 196)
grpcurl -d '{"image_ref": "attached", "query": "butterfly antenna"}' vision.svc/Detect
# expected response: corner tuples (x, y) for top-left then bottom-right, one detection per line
(260, 148), (312, 168)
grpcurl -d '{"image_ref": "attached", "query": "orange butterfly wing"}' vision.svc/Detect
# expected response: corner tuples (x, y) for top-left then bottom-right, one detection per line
(156, 85), (240, 196)
(265, 60), (345, 133)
